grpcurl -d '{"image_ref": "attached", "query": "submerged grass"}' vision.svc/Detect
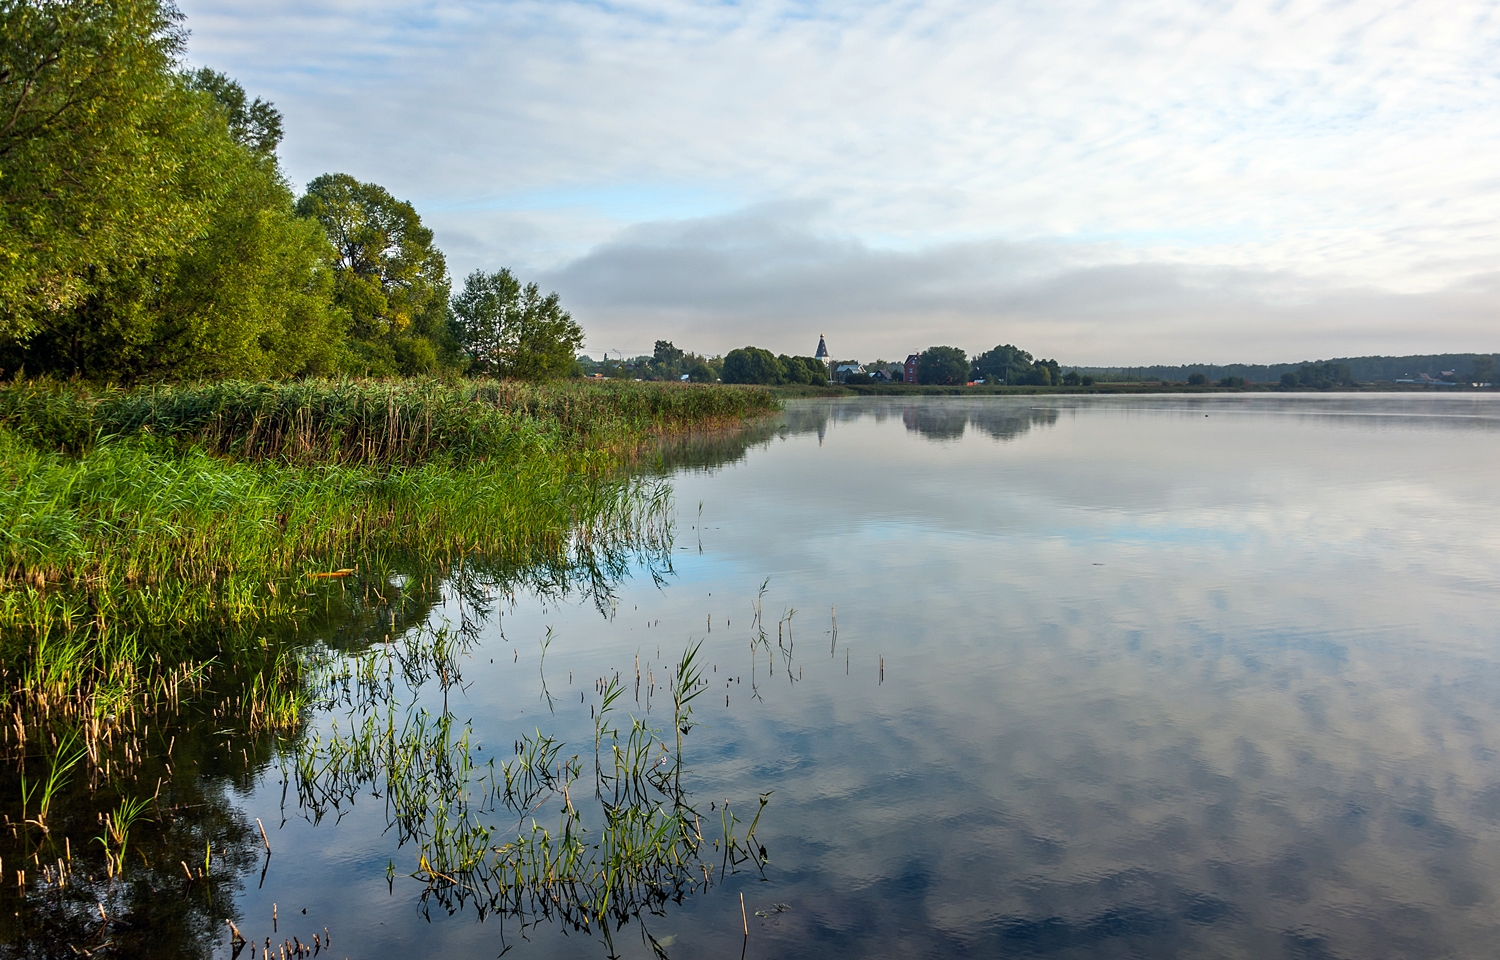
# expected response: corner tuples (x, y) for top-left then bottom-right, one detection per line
(294, 632), (769, 952)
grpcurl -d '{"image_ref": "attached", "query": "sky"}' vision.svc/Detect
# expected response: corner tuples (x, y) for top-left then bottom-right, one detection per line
(178, 0), (1500, 365)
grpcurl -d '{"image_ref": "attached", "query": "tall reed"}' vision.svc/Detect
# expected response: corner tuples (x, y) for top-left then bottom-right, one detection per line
(0, 378), (772, 768)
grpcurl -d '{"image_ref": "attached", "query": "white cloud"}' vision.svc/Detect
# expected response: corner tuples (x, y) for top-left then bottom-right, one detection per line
(178, 0), (1500, 360)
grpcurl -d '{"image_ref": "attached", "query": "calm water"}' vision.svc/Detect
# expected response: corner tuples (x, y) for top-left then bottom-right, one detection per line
(218, 394), (1500, 959)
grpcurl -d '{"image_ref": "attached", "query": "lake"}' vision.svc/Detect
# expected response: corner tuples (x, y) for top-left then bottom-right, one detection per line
(210, 394), (1500, 958)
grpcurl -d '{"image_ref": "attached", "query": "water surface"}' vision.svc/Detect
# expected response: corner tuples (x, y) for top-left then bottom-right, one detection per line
(226, 394), (1500, 959)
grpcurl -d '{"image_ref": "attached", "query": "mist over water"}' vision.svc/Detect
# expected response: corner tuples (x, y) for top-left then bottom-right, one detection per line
(217, 394), (1500, 959)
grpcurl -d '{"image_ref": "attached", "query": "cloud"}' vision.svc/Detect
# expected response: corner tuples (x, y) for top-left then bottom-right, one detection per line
(543, 204), (1500, 363)
(176, 0), (1500, 361)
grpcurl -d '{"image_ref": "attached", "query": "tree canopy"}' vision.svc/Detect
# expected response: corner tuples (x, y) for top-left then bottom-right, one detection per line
(653, 340), (684, 365)
(721, 346), (783, 385)
(918, 346), (969, 385)
(451, 269), (583, 380)
(0, 1), (346, 380)
(0, 0), (200, 342)
(295, 174), (454, 376)
(1279, 362), (1354, 389)
(184, 67), (282, 155)
(720, 347), (825, 385)
(973, 344), (1031, 384)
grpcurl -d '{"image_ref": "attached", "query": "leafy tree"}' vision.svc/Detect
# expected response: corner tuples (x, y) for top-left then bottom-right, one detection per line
(2, 49), (342, 381)
(776, 354), (827, 385)
(184, 67), (282, 155)
(1187, 372), (1208, 386)
(686, 361), (715, 383)
(1471, 354), (1496, 384)
(296, 174), (454, 375)
(0, 0), (215, 342)
(1218, 375), (1247, 388)
(1063, 370), (1081, 386)
(721, 347), (784, 384)
(918, 346), (969, 385)
(450, 269), (584, 379)
(7, 144), (342, 380)
(973, 344), (1032, 384)
(653, 340), (684, 366)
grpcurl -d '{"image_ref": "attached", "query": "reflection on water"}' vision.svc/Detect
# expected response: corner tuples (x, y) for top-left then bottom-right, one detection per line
(651, 397), (1064, 474)
(12, 394), (1500, 959)
(0, 481), (677, 959)
(607, 394), (1500, 959)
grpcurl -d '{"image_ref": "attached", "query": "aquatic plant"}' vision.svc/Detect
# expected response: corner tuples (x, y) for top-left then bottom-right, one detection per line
(0, 378), (777, 466)
(291, 635), (770, 952)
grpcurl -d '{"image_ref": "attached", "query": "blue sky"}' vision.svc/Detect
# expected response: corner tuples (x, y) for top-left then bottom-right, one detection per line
(180, 0), (1500, 363)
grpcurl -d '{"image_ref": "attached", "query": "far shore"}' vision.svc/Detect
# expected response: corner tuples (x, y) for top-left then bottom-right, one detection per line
(769, 381), (1495, 398)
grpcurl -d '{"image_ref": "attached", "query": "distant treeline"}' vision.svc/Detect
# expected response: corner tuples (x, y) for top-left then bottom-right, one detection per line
(1075, 354), (1499, 384)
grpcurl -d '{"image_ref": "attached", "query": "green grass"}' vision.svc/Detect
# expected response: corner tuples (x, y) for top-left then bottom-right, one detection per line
(0, 378), (775, 737)
(0, 377), (778, 464)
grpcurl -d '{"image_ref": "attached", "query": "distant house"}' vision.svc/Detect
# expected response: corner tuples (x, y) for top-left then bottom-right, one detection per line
(903, 354), (920, 384)
(835, 362), (865, 381)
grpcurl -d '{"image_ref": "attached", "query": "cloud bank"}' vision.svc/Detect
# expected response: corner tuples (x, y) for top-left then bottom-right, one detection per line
(542, 203), (1500, 363)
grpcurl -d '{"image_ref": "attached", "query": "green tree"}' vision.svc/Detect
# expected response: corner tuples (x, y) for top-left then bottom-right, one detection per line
(653, 340), (684, 366)
(296, 174), (453, 375)
(0, 0), (217, 342)
(1281, 362), (1354, 390)
(918, 346), (969, 385)
(450, 269), (583, 379)
(721, 346), (784, 384)
(973, 344), (1032, 384)
(775, 354), (827, 385)
(184, 67), (282, 155)
(1, 60), (342, 381)
(1471, 354), (1496, 384)
(686, 361), (715, 383)
(1187, 372), (1208, 386)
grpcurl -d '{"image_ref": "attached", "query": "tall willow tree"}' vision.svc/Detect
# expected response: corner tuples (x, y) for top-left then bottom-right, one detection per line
(0, 0), (200, 339)
(0, 1), (345, 381)
(295, 174), (456, 376)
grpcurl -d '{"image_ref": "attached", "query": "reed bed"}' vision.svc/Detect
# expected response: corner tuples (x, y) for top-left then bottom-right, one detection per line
(0, 378), (770, 766)
(0, 378), (777, 465)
